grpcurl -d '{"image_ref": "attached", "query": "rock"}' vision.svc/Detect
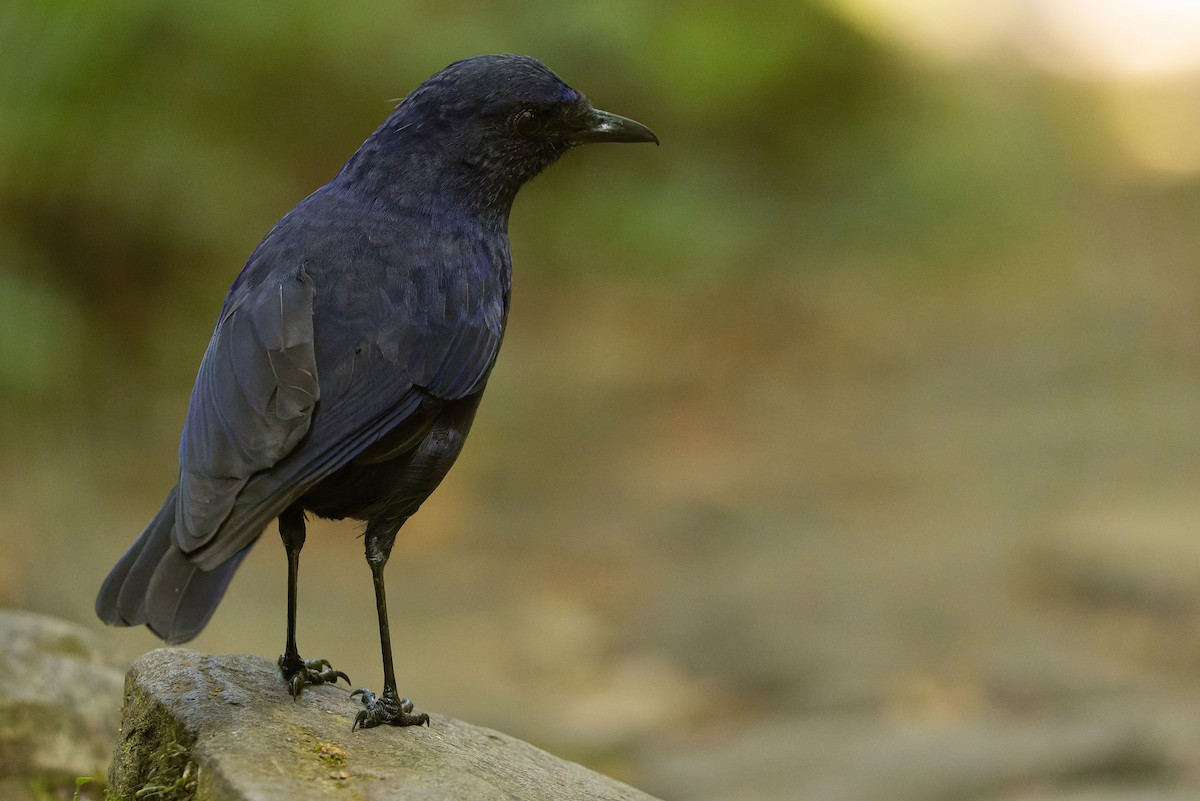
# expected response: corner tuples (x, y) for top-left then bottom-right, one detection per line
(109, 648), (663, 801)
(0, 609), (124, 799)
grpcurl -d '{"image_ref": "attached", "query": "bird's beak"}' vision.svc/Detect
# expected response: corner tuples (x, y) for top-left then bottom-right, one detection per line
(570, 108), (659, 146)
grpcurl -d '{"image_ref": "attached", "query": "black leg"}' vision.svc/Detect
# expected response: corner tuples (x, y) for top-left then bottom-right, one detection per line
(277, 504), (349, 698)
(351, 522), (429, 729)
(281, 504), (304, 664)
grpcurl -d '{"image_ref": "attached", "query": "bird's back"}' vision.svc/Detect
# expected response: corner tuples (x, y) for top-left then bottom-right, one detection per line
(183, 181), (512, 567)
(97, 177), (513, 639)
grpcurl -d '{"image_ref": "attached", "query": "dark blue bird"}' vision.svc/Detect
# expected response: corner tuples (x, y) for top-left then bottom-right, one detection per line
(96, 54), (657, 729)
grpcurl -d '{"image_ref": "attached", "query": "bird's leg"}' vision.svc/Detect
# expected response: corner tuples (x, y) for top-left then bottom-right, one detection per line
(277, 504), (349, 698)
(351, 523), (429, 729)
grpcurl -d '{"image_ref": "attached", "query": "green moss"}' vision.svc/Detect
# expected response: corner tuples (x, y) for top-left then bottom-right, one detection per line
(105, 686), (198, 801)
(105, 740), (196, 801)
(312, 740), (348, 766)
(287, 725), (370, 799)
(128, 742), (195, 800)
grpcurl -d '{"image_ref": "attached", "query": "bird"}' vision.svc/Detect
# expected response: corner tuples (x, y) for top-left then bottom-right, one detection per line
(96, 54), (657, 729)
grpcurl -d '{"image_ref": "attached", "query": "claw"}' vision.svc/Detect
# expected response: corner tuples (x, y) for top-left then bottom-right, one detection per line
(279, 654), (351, 699)
(350, 686), (429, 730)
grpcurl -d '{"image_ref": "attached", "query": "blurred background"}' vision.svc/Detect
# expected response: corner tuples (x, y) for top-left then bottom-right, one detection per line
(3, 0), (1200, 798)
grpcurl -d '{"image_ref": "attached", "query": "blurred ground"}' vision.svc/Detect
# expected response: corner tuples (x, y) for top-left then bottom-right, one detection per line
(6, 253), (1200, 799)
(3, 2), (1200, 800)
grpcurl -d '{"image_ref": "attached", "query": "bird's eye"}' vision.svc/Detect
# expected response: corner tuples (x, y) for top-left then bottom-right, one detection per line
(513, 109), (542, 136)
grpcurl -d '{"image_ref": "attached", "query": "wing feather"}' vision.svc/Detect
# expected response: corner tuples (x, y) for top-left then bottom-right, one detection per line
(173, 193), (508, 568)
(175, 268), (319, 551)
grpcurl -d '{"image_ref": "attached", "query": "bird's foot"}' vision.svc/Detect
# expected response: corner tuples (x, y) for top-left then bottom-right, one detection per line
(278, 653), (350, 699)
(350, 687), (430, 730)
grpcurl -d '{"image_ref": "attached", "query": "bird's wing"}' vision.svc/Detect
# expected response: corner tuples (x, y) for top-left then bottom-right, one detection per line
(174, 268), (320, 551)
(175, 235), (507, 569)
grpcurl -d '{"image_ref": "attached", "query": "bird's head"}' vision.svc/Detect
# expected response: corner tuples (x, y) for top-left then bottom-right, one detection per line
(347, 54), (657, 214)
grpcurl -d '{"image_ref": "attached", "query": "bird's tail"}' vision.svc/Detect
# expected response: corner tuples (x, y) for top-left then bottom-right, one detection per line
(95, 487), (247, 644)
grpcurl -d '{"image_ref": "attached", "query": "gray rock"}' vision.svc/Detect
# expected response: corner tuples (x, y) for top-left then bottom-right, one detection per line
(0, 609), (123, 798)
(110, 648), (663, 801)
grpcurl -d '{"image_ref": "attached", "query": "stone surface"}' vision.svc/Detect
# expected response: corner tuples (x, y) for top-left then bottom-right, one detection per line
(109, 648), (663, 801)
(0, 609), (123, 798)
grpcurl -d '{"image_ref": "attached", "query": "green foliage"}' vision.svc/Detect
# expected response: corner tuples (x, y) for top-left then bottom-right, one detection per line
(24, 776), (99, 801)
(0, 0), (1100, 407)
(0, 244), (83, 397)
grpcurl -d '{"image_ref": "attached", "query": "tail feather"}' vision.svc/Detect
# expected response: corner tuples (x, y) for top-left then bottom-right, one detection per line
(96, 486), (248, 644)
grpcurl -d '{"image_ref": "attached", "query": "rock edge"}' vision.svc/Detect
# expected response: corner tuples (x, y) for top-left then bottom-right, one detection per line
(109, 648), (663, 801)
